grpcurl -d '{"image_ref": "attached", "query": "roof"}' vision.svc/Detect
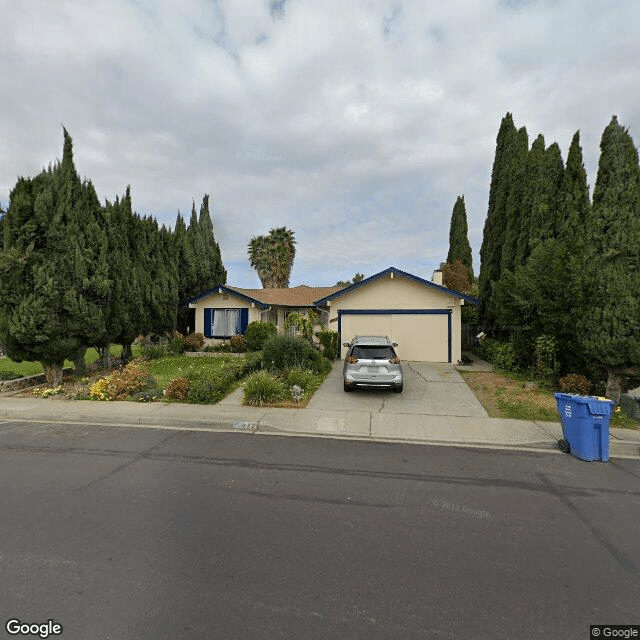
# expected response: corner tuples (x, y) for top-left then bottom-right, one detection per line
(183, 284), (343, 308)
(313, 266), (481, 305)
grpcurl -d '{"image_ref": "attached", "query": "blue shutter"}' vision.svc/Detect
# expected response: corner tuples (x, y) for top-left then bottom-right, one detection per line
(204, 308), (212, 338)
(240, 308), (249, 334)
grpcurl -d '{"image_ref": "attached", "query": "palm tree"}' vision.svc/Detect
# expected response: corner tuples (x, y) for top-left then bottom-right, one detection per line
(247, 227), (296, 288)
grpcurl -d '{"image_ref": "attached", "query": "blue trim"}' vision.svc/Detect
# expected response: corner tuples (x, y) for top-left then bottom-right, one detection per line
(240, 308), (249, 334)
(314, 266), (480, 306)
(338, 308), (452, 363)
(181, 284), (268, 309)
(203, 308), (212, 338)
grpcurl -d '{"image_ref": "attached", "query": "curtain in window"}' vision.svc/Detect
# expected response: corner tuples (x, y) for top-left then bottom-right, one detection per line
(212, 309), (241, 337)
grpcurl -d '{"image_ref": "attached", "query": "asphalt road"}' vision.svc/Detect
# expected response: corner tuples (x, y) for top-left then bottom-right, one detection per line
(1, 420), (639, 640)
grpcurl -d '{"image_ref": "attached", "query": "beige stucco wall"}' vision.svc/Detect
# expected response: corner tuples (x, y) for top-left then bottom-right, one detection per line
(327, 273), (464, 362)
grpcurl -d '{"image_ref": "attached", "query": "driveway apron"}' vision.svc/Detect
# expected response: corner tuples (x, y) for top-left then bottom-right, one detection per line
(307, 361), (488, 418)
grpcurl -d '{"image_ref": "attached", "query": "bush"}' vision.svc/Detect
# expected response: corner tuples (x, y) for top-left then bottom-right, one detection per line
(132, 389), (164, 402)
(262, 334), (320, 373)
(183, 332), (205, 352)
(203, 342), (229, 353)
(143, 343), (168, 360)
(245, 322), (277, 352)
(559, 374), (592, 396)
(187, 372), (235, 404)
(243, 371), (287, 406)
(164, 376), (190, 400)
(89, 361), (152, 400)
(223, 352), (263, 380)
(167, 334), (186, 356)
(229, 334), (247, 353)
(316, 329), (340, 360)
(477, 338), (518, 372)
(0, 370), (22, 381)
(283, 368), (316, 392)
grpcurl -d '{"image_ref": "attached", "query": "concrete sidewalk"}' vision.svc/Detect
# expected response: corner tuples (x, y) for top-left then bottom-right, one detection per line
(1, 393), (639, 459)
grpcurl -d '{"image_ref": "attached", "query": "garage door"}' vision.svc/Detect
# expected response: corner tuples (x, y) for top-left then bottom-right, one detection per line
(339, 310), (451, 362)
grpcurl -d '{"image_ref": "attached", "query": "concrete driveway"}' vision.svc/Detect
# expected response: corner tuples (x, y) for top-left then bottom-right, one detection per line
(307, 361), (489, 417)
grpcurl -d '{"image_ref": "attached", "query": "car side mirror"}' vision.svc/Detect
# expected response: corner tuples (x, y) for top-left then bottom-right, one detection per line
(392, 342), (398, 347)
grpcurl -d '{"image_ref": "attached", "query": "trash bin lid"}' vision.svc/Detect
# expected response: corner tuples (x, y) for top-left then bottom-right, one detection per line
(554, 393), (613, 416)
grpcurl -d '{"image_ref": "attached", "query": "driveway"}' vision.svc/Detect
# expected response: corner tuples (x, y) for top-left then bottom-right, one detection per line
(307, 361), (489, 417)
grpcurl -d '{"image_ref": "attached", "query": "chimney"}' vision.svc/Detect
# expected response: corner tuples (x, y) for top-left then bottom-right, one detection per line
(432, 268), (443, 285)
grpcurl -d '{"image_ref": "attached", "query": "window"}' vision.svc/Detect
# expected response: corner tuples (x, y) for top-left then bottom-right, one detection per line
(212, 309), (241, 337)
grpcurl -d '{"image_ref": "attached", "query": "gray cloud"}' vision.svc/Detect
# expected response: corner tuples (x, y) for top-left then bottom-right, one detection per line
(1, 0), (639, 288)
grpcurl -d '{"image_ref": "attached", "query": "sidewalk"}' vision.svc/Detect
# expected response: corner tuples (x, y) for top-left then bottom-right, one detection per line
(1, 392), (638, 459)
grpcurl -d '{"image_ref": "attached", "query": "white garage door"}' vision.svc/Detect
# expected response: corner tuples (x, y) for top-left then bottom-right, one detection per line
(340, 311), (450, 362)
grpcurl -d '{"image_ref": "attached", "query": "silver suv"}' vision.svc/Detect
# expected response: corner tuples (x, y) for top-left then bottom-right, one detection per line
(343, 335), (403, 393)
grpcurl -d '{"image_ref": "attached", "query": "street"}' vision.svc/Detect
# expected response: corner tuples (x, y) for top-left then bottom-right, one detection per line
(1, 420), (639, 640)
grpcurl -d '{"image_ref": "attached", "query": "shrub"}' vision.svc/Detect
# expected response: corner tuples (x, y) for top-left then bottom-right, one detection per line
(167, 334), (186, 356)
(477, 338), (518, 372)
(283, 368), (316, 392)
(132, 389), (164, 402)
(223, 352), (263, 380)
(0, 370), (22, 381)
(229, 334), (247, 353)
(262, 334), (319, 373)
(143, 342), (168, 360)
(183, 332), (205, 352)
(164, 376), (190, 400)
(203, 342), (229, 353)
(187, 372), (235, 404)
(316, 329), (340, 360)
(244, 322), (277, 352)
(559, 374), (592, 396)
(89, 362), (151, 400)
(243, 371), (287, 406)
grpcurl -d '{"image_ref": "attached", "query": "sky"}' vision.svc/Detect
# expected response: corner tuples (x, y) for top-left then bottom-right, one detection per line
(2, 0), (639, 289)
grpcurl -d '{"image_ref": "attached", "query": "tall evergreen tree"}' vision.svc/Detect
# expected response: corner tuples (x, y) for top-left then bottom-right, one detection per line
(0, 129), (110, 384)
(557, 131), (591, 244)
(478, 113), (517, 321)
(500, 126), (529, 273)
(527, 142), (564, 251)
(513, 134), (546, 267)
(576, 116), (640, 402)
(197, 194), (226, 287)
(446, 195), (474, 282)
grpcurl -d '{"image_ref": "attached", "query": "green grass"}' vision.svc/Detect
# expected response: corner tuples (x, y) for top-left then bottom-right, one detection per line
(495, 398), (560, 422)
(0, 345), (139, 378)
(145, 353), (241, 389)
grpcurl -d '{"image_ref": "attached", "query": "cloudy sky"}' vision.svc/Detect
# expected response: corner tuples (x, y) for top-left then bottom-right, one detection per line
(2, 0), (639, 288)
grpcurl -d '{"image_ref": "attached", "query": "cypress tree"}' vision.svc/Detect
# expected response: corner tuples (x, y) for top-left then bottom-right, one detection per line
(513, 134), (546, 267)
(0, 129), (110, 384)
(446, 195), (474, 282)
(557, 131), (591, 244)
(478, 113), (517, 321)
(500, 126), (529, 273)
(577, 116), (640, 402)
(198, 194), (227, 286)
(527, 142), (564, 252)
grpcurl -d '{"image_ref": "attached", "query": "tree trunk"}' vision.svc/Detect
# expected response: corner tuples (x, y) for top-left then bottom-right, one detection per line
(605, 368), (623, 405)
(73, 347), (87, 378)
(100, 344), (112, 368)
(121, 343), (133, 363)
(41, 362), (63, 387)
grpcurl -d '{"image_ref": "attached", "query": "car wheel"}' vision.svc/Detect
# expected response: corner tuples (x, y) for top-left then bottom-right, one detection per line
(558, 439), (570, 454)
(393, 384), (403, 393)
(344, 382), (353, 392)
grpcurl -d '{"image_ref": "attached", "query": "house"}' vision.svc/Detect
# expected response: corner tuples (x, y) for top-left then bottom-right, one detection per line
(184, 266), (479, 363)
(184, 284), (342, 339)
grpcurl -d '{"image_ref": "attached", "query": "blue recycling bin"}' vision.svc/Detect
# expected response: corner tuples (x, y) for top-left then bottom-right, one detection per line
(554, 393), (614, 462)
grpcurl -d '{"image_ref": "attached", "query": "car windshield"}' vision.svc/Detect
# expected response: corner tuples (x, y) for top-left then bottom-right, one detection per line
(352, 345), (395, 360)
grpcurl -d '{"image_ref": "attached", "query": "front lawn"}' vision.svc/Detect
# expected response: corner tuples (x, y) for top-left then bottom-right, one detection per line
(460, 369), (639, 429)
(0, 345), (136, 378)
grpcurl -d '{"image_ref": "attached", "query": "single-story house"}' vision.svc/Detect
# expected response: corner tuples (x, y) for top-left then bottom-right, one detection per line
(184, 284), (342, 338)
(184, 266), (479, 363)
